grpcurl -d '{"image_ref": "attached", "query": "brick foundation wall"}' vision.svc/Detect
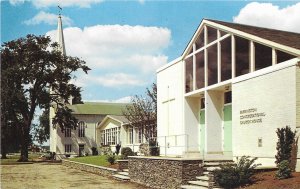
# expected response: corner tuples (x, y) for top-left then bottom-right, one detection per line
(129, 156), (203, 189)
(62, 159), (117, 177)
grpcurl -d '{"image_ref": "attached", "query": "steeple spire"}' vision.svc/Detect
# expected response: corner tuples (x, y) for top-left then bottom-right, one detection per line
(57, 6), (66, 56)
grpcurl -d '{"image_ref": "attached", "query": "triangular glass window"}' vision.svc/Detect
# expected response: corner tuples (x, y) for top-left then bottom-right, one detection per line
(195, 29), (205, 50)
(276, 50), (296, 64)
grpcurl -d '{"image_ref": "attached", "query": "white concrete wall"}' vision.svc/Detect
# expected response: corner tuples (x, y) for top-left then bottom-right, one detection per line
(232, 64), (297, 167)
(205, 90), (224, 153)
(157, 60), (185, 156)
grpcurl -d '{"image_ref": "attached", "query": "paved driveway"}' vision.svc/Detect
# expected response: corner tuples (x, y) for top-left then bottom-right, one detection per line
(1, 163), (150, 189)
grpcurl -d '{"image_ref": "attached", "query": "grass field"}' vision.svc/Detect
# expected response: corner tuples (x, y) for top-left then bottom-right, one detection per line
(0, 153), (43, 164)
(69, 155), (119, 167)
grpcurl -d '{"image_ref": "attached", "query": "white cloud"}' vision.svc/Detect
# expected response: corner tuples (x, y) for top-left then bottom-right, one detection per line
(8, 0), (25, 6)
(23, 11), (72, 26)
(114, 96), (132, 103)
(46, 24), (171, 88)
(32, 0), (103, 8)
(233, 2), (300, 33)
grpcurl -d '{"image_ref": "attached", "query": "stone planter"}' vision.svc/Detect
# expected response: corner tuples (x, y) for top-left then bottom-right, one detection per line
(128, 156), (203, 189)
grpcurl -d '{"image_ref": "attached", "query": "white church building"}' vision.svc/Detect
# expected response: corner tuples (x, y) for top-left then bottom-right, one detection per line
(49, 14), (128, 158)
(157, 19), (300, 169)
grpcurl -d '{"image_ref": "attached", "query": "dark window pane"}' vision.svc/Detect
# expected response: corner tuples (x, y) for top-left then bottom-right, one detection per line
(185, 57), (193, 93)
(196, 51), (205, 89)
(277, 50), (296, 64)
(235, 36), (250, 77)
(220, 30), (227, 37)
(201, 98), (205, 109)
(207, 26), (218, 44)
(255, 42), (272, 71)
(196, 29), (205, 50)
(207, 44), (218, 86)
(224, 91), (232, 104)
(221, 37), (232, 81)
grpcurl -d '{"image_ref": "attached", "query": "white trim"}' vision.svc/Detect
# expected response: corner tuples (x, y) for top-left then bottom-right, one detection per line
(156, 56), (183, 73)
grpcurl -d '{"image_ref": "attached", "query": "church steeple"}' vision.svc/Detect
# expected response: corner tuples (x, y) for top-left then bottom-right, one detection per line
(57, 10), (66, 56)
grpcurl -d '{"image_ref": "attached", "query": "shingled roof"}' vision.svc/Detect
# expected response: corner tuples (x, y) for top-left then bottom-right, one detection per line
(206, 19), (300, 50)
(68, 102), (128, 115)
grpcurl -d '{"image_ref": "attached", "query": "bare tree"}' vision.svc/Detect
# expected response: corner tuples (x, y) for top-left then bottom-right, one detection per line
(123, 83), (157, 142)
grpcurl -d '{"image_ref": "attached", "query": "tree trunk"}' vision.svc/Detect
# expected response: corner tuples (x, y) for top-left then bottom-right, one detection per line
(1, 137), (8, 159)
(18, 125), (29, 162)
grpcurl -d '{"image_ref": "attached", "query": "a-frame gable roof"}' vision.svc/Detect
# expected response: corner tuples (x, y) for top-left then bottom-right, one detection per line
(183, 19), (300, 58)
(207, 19), (300, 51)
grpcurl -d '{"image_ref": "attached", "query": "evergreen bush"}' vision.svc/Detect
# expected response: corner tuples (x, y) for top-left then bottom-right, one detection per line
(275, 126), (296, 165)
(276, 160), (292, 179)
(106, 154), (116, 165)
(121, 147), (134, 159)
(115, 144), (121, 155)
(213, 156), (260, 189)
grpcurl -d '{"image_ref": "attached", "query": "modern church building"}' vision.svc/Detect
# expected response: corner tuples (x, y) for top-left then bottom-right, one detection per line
(157, 19), (300, 170)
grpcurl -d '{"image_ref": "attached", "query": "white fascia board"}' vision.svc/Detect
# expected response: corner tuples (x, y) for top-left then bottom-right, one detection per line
(96, 115), (123, 130)
(156, 56), (183, 73)
(204, 20), (300, 56)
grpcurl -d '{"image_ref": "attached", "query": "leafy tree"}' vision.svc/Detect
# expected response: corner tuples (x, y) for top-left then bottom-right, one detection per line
(1, 34), (90, 161)
(32, 106), (50, 145)
(122, 83), (157, 142)
(275, 126), (296, 165)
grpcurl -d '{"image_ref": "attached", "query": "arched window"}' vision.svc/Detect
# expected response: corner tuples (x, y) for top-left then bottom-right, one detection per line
(78, 121), (85, 137)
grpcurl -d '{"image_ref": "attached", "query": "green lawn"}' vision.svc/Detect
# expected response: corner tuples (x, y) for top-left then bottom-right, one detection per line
(69, 155), (119, 167)
(1, 153), (43, 164)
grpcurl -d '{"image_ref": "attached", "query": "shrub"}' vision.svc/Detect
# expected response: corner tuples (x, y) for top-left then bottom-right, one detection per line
(115, 144), (121, 155)
(275, 126), (296, 165)
(276, 160), (292, 179)
(100, 145), (112, 155)
(91, 147), (98, 156)
(213, 156), (260, 189)
(106, 154), (116, 165)
(121, 147), (134, 159)
(149, 139), (159, 156)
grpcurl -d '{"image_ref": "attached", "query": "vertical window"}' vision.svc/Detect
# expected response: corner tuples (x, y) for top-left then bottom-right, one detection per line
(235, 36), (250, 77)
(221, 37), (232, 81)
(65, 144), (72, 153)
(255, 42), (272, 71)
(78, 121), (85, 137)
(195, 29), (205, 50)
(196, 51), (205, 89)
(128, 127), (133, 144)
(117, 127), (120, 144)
(101, 130), (105, 145)
(224, 91), (232, 104)
(277, 50), (296, 64)
(207, 44), (218, 86)
(137, 127), (143, 143)
(201, 98), (205, 109)
(185, 57), (193, 93)
(65, 128), (71, 137)
(207, 26), (218, 44)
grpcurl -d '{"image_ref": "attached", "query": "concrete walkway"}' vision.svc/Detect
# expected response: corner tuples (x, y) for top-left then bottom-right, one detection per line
(1, 163), (151, 189)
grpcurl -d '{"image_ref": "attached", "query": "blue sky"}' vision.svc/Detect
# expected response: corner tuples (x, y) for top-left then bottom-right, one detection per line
(2, 0), (300, 103)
